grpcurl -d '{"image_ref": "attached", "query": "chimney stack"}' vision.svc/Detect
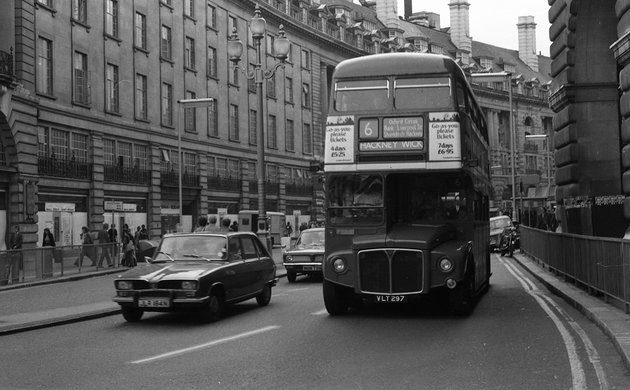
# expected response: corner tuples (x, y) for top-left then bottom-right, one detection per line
(449, 1), (472, 64)
(404, 0), (413, 19)
(517, 16), (538, 72)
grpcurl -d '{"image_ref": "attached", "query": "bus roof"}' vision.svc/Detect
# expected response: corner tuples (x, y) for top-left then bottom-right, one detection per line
(333, 53), (466, 80)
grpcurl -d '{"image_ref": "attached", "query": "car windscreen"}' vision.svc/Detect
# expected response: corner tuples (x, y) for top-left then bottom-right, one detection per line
(154, 236), (227, 261)
(297, 230), (325, 247)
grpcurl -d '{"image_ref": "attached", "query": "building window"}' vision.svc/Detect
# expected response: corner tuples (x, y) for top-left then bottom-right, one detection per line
(266, 74), (276, 98)
(479, 57), (493, 69)
(303, 123), (312, 154)
(72, 0), (87, 24)
(105, 0), (119, 38)
(135, 12), (147, 50)
(248, 65), (256, 92)
(161, 25), (172, 60)
(286, 119), (294, 152)
(161, 82), (173, 126)
(184, 0), (194, 18)
(268, 114), (277, 149)
(302, 83), (310, 108)
(37, 37), (53, 95)
(285, 77), (293, 103)
(229, 104), (239, 141)
(37, 0), (54, 7)
(73, 51), (89, 105)
(413, 39), (428, 52)
(249, 109), (257, 145)
(184, 91), (196, 131)
(231, 66), (239, 86)
(301, 49), (310, 70)
(185, 37), (195, 70)
(207, 46), (217, 77)
(207, 4), (216, 29)
(229, 15), (237, 34)
(266, 34), (275, 56)
(105, 63), (119, 113)
(134, 144), (148, 170)
(183, 152), (197, 176)
(135, 73), (147, 120)
(39, 127), (89, 164)
(207, 99), (218, 137)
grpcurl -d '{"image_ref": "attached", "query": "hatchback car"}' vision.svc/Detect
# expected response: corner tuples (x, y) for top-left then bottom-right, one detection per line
(282, 227), (325, 283)
(489, 215), (513, 252)
(113, 231), (277, 323)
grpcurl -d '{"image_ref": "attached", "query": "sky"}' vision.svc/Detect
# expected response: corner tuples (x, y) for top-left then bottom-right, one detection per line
(397, 0), (552, 56)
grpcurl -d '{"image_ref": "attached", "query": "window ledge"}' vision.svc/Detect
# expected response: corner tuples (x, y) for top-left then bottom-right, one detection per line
(71, 19), (91, 31)
(36, 92), (57, 100)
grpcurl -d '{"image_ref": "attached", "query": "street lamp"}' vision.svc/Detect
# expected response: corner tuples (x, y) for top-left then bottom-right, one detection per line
(525, 133), (551, 189)
(227, 4), (290, 249)
(471, 72), (516, 220)
(176, 98), (215, 232)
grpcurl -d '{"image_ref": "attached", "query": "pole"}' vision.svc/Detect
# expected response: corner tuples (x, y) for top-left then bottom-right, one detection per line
(255, 35), (269, 249)
(177, 103), (182, 232)
(508, 74), (517, 221)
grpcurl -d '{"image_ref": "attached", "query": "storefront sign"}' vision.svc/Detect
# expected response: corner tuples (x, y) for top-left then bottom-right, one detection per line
(45, 203), (76, 212)
(104, 201), (124, 211)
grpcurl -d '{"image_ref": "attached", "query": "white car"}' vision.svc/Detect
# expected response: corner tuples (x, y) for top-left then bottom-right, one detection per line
(489, 216), (513, 252)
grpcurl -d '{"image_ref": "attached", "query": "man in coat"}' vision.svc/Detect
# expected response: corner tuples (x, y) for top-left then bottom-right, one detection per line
(97, 223), (113, 267)
(7, 225), (23, 283)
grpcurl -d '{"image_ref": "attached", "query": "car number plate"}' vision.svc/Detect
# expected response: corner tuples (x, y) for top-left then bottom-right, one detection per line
(303, 265), (321, 271)
(375, 295), (406, 303)
(138, 298), (170, 308)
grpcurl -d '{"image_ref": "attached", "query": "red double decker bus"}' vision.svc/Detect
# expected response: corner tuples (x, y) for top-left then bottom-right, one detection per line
(323, 53), (491, 315)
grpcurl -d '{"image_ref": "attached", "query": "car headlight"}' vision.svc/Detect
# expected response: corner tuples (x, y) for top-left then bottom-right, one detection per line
(284, 255), (293, 262)
(181, 281), (198, 290)
(116, 280), (133, 290)
(332, 257), (347, 274)
(438, 257), (454, 273)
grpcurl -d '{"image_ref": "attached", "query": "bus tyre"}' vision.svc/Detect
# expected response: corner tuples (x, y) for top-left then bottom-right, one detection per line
(287, 270), (297, 283)
(121, 306), (144, 322)
(448, 266), (475, 316)
(323, 280), (349, 315)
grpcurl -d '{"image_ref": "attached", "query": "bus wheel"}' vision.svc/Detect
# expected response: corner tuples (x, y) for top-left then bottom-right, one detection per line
(287, 271), (297, 283)
(448, 266), (475, 316)
(323, 280), (349, 315)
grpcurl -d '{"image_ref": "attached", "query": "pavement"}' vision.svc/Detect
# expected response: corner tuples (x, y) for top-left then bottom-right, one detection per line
(1, 249), (630, 371)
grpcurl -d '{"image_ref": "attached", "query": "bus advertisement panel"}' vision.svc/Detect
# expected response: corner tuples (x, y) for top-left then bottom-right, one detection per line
(322, 53), (491, 316)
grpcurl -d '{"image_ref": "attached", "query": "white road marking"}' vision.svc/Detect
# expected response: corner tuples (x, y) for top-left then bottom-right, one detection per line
(285, 288), (310, 292)
(499, 257), (587, 390)
(129, 325), (281, 364)
(310, 309), (328, 316)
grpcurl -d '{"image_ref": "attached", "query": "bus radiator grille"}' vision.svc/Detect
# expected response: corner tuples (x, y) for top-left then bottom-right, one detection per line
(358, 250), (423, 294)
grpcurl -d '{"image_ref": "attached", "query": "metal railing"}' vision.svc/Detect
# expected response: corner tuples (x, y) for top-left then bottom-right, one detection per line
(0, 243), (123, 286)
(520, 226), (630, 313)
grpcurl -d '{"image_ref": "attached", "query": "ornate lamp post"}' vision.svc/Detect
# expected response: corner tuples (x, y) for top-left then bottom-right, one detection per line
(227, 4), (290, 249)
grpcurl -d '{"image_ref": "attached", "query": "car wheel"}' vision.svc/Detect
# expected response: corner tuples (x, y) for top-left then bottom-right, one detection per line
(200, 290), (224, 323)
(256, 284), (272, 306)
(121, 306), (144, 322)
(323, 279), (349, 315)
(287, 271), (297, 283)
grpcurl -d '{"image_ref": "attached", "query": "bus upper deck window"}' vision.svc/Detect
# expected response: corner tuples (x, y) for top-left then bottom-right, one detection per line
(394, 77), (451, 110)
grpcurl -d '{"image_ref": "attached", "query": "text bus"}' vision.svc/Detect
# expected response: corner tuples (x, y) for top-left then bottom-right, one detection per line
(323, 53), (491, 315)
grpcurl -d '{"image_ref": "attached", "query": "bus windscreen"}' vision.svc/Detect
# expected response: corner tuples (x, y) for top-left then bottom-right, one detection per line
(394, 77), (452, 110)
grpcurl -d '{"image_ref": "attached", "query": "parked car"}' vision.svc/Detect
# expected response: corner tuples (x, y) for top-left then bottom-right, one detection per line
(112, 231), (277, 323)
(489, 215), (513, 252)
(282, 227), (325, 283)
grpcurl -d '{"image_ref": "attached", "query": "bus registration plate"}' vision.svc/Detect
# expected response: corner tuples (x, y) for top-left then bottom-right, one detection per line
(375, 295), (406, 303)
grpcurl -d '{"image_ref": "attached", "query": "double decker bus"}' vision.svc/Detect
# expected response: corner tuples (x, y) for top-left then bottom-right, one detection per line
(323, 53), (491, 315)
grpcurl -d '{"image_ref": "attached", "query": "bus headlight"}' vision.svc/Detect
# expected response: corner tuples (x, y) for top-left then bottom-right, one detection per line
(438, 257), (454, 273)
(181, 281), (198, 290)
(332, 257), (347, 274)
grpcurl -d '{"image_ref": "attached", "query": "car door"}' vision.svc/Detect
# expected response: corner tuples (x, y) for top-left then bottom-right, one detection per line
(224, 237), (247, 301)
(240, 236), (266, 295)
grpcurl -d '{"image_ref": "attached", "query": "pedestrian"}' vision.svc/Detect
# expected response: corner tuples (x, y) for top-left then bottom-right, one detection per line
(230, 221), (239, 232)
(42, 227), (56, 264)
(7, 225), (23, 283)
(195, 216), (209, 232)
(134, 226), (141, 245)
(121, 224), (137, 267)
(139, 224), (149, 240)
(75, 226), (96, 267)
(96, 223), (113, 268)
(220, 218), (231, 232)
(108, 223), (119, 261)
(206, 216), (220, 232)
(286, 222), (293, 237)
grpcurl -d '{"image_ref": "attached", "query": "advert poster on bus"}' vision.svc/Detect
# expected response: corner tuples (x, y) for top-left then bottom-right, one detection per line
(325, 115), (355, 164)
(428, 120), (461, 161)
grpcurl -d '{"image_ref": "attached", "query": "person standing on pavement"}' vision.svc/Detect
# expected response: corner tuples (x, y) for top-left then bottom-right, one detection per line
(7, 225), (23, 283)
(96, 223), (113, 268)
(194, 216), (209, 232)
(220, 218), (231, 232)
(108, 223), (119, 261)
(121, 224), (136, 267)
(42, 227), (56, 265)
(75, 226), (96, 268)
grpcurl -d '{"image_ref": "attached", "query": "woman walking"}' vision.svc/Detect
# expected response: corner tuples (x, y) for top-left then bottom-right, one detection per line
(121, 224), (137, 267)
